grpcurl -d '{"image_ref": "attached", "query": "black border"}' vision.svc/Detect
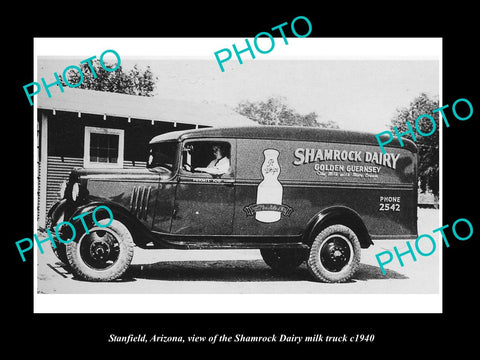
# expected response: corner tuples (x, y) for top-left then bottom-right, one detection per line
(7, 4), (478, 353)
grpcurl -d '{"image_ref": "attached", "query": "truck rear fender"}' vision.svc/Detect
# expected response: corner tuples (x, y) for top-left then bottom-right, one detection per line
(303, 206), (373, 249)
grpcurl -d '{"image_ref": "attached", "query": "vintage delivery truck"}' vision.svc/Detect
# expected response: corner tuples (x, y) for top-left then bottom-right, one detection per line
(47, 126), (418, 283)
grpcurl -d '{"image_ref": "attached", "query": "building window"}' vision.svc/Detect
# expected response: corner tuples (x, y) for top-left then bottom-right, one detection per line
(84, 127), (124, 168)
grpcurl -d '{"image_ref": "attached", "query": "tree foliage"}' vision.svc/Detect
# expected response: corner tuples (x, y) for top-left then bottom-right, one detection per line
(59, 59), (157, 96)
(235, 96), (339, 128)
(390, 93), (439, 197)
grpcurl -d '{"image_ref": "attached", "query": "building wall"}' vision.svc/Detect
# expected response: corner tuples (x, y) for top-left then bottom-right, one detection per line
(46, 110), (195, 160)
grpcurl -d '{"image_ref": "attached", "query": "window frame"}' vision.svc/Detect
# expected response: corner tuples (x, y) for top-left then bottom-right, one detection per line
(83, 126), (125, 169)
(179, 138), (235, 179)
(146, 140), (179, 172)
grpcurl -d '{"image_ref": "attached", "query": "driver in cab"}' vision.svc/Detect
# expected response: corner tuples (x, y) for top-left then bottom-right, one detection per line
(195, 144), (230, 175)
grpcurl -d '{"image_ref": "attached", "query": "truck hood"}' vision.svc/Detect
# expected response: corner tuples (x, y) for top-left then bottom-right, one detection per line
(66, 167), (174, 215)
(70, 166), (174, 182)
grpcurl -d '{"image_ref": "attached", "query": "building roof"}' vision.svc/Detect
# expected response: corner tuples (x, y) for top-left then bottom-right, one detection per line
(149, 125), (418, 152)
(37, 87), (256, 127)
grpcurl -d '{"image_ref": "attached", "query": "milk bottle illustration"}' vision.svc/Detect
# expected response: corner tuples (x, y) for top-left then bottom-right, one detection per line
(255, 149), (283, 223)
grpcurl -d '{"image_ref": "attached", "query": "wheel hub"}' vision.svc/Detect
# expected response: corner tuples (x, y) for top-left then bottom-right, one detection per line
(90, 240), (111, 261)
(320, 235), (352, 272)
(79, 230), (120, 270)
(332, 249), (343, 258)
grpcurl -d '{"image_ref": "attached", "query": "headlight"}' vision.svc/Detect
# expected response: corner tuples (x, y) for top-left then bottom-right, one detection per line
(71, 183), (80, 202)
(59, 180), (83, 202)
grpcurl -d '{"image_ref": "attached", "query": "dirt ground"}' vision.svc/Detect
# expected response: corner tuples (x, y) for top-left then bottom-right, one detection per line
(36, 208), (440, 297)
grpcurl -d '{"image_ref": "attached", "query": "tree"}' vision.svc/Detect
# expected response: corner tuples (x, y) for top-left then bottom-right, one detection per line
(389, 93), (439, 198)
(235, 96), (339, 128)
(59, 60), (157, 96)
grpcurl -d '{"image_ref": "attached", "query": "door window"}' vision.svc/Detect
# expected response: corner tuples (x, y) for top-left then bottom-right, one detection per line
(181, 140), (233, 178)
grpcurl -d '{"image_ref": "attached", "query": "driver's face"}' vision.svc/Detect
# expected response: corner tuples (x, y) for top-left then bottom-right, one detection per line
(213, 147), (221, 158)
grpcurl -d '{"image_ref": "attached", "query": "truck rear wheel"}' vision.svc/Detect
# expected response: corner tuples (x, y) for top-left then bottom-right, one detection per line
(307, 224), (361, 283)
(260, 248), (307, 273)
(65, 218), (134, 282)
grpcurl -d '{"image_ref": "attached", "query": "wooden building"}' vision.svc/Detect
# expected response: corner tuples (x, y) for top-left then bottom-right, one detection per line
(36, 88), (255, 227)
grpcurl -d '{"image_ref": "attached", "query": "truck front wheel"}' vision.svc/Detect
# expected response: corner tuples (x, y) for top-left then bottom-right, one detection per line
(307, 224), (361, 283)
(65, 218), (134, 282)
(52, 241), (68, 265)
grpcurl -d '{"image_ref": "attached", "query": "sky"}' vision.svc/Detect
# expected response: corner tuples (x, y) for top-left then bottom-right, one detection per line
(144, 58), (439, 132)
(36, 38), (440, 133)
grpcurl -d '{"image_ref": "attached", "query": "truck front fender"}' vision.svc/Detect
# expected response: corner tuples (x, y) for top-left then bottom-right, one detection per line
(47, 199), (77, 230)
(50, 197), (154, 247)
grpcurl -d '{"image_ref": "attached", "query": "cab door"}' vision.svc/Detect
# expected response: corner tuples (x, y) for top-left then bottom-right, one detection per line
(170, 139), (236, 235)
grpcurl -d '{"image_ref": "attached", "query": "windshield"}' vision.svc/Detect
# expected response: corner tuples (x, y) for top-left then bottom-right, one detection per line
(147, 141), (178, 171)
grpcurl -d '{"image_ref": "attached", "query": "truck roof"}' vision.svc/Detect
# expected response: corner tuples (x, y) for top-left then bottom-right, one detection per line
(149, 126), (417, 153)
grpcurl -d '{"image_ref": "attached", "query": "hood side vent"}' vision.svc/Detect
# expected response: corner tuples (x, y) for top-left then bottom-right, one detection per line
(130, 186), (152, 220)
